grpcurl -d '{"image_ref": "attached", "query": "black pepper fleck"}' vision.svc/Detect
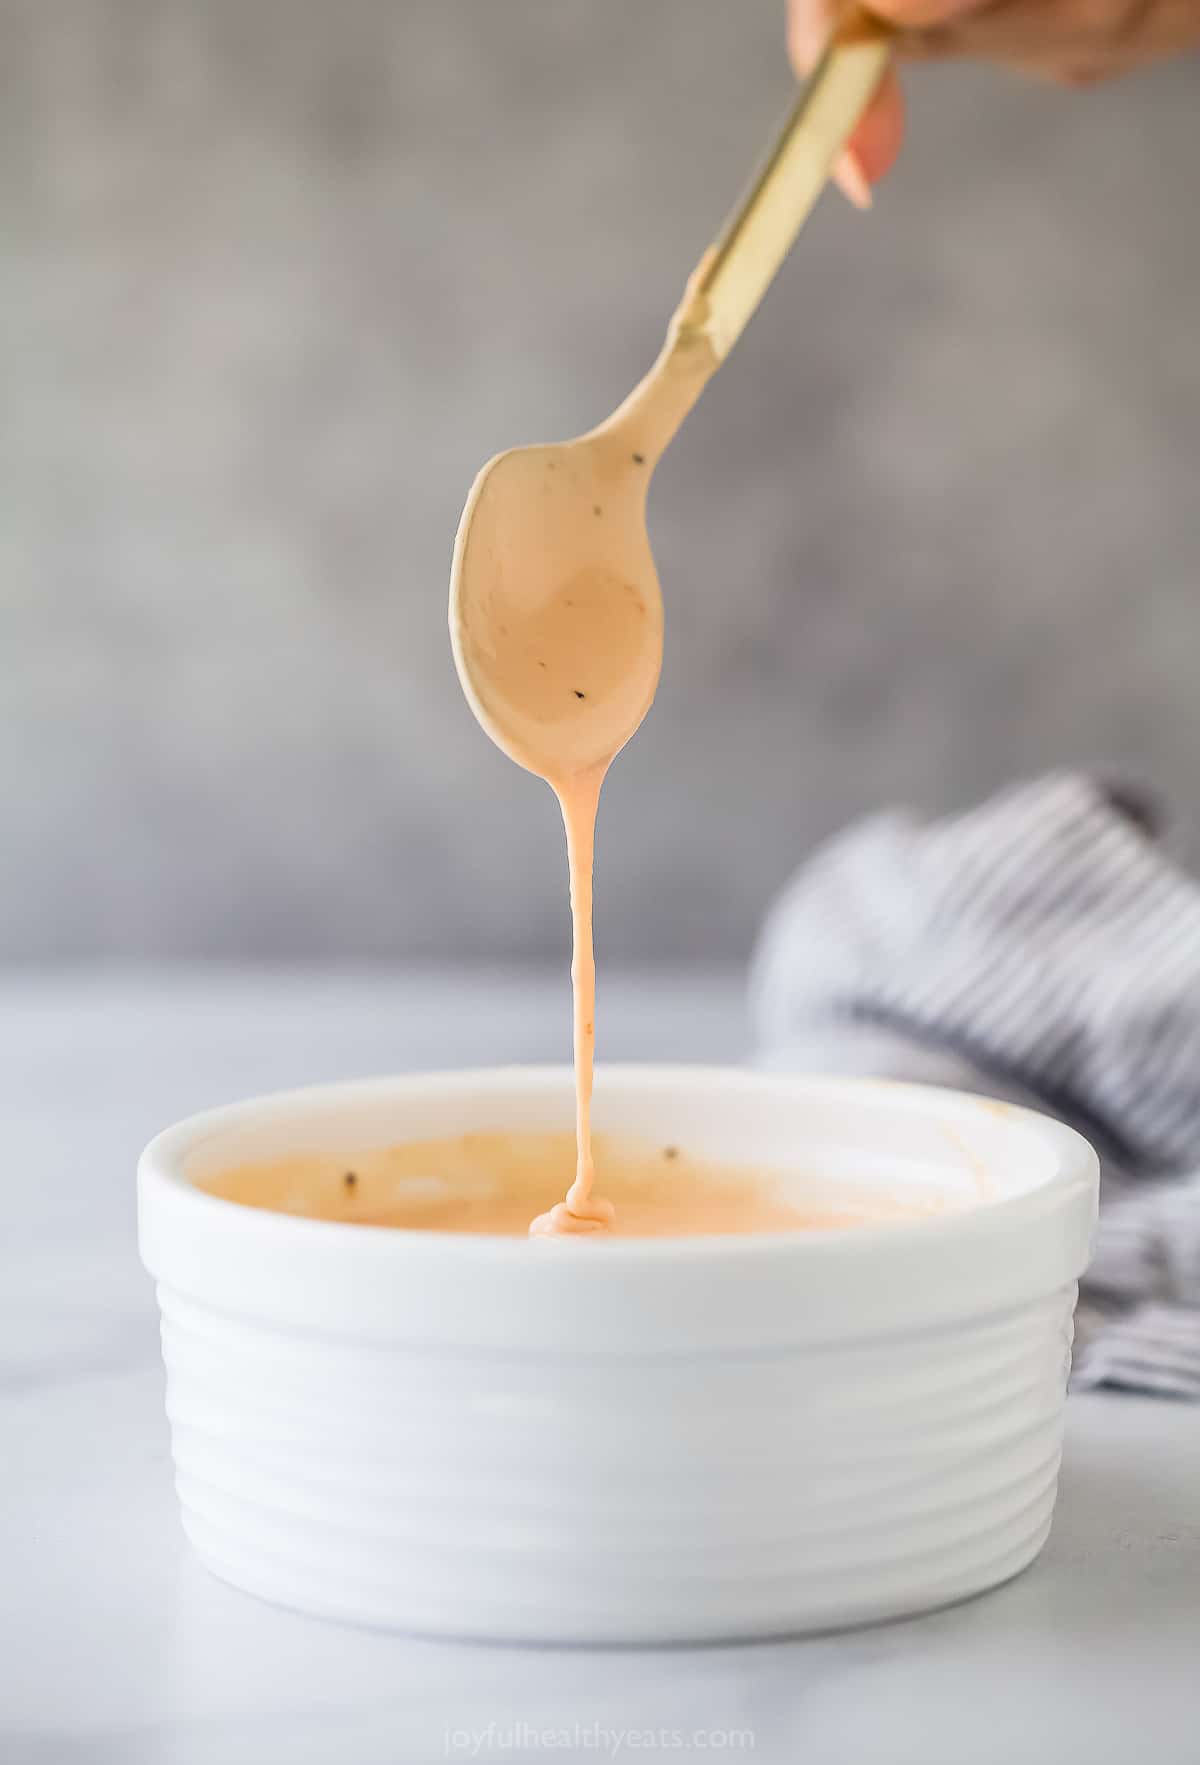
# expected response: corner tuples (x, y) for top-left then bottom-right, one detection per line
(574, 689), (586, 699)
(632, 452), (645, 464)
(343, 1170), (358, 1188)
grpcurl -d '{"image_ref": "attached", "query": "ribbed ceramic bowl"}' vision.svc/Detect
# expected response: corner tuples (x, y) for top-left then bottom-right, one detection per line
(138, 1066), (1097, 1642)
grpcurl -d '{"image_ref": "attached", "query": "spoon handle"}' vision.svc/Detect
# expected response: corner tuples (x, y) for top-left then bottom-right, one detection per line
(695, 17), (890, 361)
(594, 15), (889, 467)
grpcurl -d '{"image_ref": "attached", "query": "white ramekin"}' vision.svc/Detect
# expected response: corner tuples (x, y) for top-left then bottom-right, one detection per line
(138, 1066), (1098, 1642)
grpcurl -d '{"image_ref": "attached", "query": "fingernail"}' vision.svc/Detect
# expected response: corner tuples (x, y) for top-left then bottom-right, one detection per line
(834, 149), (873, 211)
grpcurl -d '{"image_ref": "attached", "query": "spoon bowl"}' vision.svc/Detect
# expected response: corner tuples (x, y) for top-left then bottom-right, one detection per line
(450, 432), (666, 781)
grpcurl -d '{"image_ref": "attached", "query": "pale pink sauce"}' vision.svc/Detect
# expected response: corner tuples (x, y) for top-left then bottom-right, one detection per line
(451, 280), (721, 1236)
(530, 766), (614, 1235)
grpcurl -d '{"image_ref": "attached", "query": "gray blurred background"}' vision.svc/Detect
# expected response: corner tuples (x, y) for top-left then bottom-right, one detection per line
(4, 1), (1198, 965)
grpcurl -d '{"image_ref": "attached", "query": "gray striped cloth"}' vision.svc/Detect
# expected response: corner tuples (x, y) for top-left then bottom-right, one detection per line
(751, 773), (1200, 1399)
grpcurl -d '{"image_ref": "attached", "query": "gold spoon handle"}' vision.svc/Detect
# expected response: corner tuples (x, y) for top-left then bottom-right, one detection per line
(695, 17), (890, 361)
(598, 15), (890, 465)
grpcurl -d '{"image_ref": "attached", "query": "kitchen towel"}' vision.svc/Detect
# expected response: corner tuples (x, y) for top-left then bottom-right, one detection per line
(752, 772), (1200, 1398)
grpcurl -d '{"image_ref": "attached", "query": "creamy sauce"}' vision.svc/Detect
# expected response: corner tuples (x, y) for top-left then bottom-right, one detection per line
(530, 766), (613, 1234)
(450, 280), (720, 1236)
(197, 1132), (932, 1238)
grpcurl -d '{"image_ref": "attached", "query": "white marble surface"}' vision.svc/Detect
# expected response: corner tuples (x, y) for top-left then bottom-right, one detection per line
(3, 968), (1199, 1765)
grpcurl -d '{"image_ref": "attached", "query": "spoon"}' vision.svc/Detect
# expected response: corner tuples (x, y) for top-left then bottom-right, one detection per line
(448, 18), (889, 1237)
(448, 19), (890, 781)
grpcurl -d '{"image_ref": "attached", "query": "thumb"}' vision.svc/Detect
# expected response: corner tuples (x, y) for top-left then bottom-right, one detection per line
(863, 0), (991, 21)
(789, 0), (985, 63)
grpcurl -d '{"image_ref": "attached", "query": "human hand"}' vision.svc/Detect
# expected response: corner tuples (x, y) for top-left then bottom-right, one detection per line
(788, 0), (1200, 207)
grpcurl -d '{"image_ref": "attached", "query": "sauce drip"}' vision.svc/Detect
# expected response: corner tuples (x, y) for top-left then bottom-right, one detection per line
(530, 766), (613, 1235)
(449, 275), (720, 1236)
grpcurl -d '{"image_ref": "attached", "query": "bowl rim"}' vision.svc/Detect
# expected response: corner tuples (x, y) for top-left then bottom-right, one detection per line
(138, 1064), (1098, 1266)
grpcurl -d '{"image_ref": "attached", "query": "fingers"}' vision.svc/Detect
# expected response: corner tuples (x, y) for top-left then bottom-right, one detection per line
(785, 0), (838, 73)
(847, 62), (905, 184)
(786, 0), (905, 207)
(878, 0), (1200, 84)
(864, 0), (992, 25)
